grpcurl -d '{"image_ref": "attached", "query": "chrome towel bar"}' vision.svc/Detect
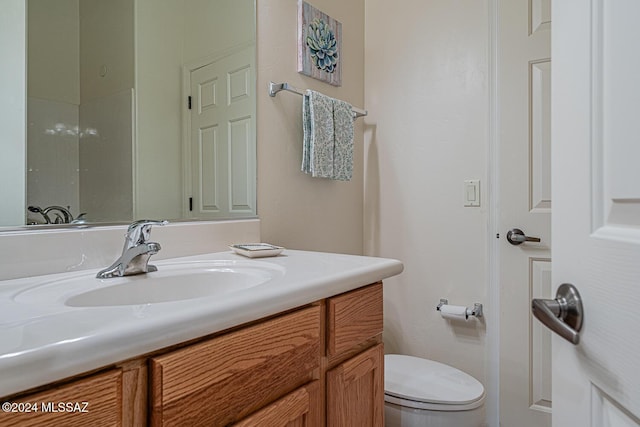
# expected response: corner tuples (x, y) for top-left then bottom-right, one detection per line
(268, 81), (368, 118)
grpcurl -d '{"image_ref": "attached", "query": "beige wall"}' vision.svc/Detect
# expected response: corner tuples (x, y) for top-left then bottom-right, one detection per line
(134, 0), (184, 220)
(256, 0), (365, 255)
(182, 0), (255, 64)
(364, 0), (490, 386)
(27, 0), (80, 105)
(80, 0), (134, 103)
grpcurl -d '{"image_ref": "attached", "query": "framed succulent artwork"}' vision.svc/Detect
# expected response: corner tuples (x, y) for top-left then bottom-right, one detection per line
(297, 0), (342, 86)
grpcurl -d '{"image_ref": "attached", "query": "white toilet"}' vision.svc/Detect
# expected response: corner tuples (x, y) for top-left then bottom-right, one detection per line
(384, 354), (486, 427)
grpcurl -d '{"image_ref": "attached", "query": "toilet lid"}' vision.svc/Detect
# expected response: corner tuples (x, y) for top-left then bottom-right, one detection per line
(384, 354), (485, 406)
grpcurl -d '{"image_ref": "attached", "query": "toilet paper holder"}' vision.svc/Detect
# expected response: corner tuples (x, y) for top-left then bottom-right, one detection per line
(436, 299), (483, 318)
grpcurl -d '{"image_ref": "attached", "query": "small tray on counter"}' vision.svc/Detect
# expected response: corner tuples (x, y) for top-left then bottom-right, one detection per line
(229, 243), (285, 258)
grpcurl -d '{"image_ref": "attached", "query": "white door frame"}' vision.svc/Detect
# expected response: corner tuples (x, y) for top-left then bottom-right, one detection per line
(486, 0), (501, 426)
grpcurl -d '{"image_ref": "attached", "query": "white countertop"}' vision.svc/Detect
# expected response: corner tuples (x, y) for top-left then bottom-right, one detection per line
(0, 250), (403, 397)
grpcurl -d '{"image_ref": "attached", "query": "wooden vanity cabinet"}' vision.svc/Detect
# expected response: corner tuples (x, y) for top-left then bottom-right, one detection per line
(0, 282), (385, 427)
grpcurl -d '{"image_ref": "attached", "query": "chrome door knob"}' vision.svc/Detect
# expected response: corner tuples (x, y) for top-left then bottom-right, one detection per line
(506, 228), (541, 245)
(532, 283), (584, 345)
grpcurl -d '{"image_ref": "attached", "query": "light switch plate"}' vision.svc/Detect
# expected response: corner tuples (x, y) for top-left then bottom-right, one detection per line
(464, 179), (480, 207)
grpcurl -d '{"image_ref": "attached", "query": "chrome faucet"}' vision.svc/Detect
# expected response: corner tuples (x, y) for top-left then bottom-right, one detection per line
(27, 205), (85, 224)
(27, 206), (52, 224)
(96, 219), (168, 279)
(42, 206), (73, 224)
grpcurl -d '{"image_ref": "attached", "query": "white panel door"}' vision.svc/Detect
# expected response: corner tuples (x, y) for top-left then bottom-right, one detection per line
(498, 0), (552, 426)
(552, 1), (640, 426)
(188, 46), (256, 219)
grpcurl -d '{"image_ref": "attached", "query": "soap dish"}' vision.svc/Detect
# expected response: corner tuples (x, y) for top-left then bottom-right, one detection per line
(230, 243), (285, 258)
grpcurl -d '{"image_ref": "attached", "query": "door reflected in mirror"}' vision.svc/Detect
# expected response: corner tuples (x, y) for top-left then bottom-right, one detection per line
(16, 0), (256, 228)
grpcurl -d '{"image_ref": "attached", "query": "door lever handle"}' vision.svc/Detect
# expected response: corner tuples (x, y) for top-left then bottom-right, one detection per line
(507, 228), (541, 245)
(532, 283), (584, 345)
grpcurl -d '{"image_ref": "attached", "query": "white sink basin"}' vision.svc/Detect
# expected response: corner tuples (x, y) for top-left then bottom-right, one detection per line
(14, 260), (285, 307)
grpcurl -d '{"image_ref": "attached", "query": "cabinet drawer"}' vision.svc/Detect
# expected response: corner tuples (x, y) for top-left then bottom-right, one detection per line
(327, 283), (383, 356)
(0, 369), (122, 427)
(233, 381), (321, 427)
(150, 305), (321, 427)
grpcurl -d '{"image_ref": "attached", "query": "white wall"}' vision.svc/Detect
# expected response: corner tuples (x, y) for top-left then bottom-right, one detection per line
(364, 0), (490, 387)
(0, 0), (26, 226)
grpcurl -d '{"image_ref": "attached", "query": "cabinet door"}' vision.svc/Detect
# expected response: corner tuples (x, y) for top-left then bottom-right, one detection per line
(0, 370), (123, 427)
(326, 343), (384, 427)
(233, 381), (321, 427)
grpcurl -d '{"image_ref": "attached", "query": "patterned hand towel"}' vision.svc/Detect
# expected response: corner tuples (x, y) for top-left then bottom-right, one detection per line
(302, 90), (334, 178)
(302, 90), (354, 181)
(332, 99), (354, 181)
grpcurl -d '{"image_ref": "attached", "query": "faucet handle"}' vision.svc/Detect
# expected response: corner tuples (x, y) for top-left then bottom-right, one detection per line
(126, 219), (169, 245)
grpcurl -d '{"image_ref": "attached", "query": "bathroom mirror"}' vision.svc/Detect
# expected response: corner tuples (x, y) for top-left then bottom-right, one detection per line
(1, 0), (256, 228)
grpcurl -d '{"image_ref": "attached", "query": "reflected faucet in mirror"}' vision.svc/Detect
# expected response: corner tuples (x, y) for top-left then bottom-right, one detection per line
(27, 205), (86, 225)
(97, 219), (168, 279)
